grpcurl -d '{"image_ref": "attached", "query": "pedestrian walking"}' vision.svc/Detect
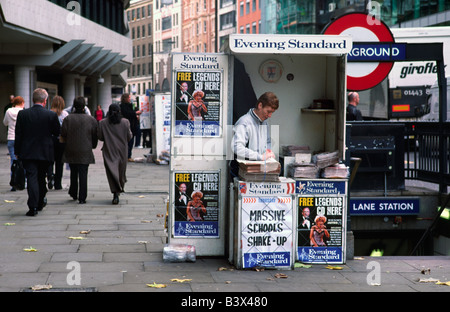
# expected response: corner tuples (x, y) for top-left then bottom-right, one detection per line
(3, 96), (25, 191)
(60, 96), (98, 204)
(14, 88), (61, 216)
(120, 93), (140, 161)
(98, 104), (132, 204)
(48, 95), (68, 190)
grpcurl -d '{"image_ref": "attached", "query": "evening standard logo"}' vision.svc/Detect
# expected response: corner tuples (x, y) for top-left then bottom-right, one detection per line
(298, 247), (342, 263)
(175, 222), (217, 236)
(296, 180), (345, 195)
(229, 34), (352, 54)
(179, 54), (219, 69)
(244, 252), (291, 268)
(244, 182), (295, 195)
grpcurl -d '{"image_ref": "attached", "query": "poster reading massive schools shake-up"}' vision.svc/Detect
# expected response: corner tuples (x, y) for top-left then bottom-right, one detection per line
(173, 171), (220, 238)
(241, 196), (294, 269)
(175, 70), (222, 137)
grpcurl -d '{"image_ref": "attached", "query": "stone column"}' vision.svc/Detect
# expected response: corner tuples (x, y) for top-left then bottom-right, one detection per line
(97, 71), (112, 113)
(14, 65), (35, 108)
(63, 73), (78, 108)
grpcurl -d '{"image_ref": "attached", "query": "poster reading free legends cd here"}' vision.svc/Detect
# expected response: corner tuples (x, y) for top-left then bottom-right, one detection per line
(174, 71), (222, 137)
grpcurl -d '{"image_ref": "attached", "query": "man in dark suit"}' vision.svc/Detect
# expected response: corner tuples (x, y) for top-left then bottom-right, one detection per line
(15, 88), (60, 216)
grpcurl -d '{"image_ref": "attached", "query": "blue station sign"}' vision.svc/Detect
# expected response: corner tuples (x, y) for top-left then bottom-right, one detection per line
(350, 197), (420, 215)
(348, 42), (406, 62)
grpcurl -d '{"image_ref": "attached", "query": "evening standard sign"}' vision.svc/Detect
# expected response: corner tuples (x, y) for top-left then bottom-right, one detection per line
(229, 34), (352, 54)
(350, 197), (420, 215)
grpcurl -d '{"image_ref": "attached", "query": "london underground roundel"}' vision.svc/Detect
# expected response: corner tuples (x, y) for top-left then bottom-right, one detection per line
(323, 13), (395, 91)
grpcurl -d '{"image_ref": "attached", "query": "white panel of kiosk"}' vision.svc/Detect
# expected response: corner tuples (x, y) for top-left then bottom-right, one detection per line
(168, 53), (231, 256)
(228, 34), (351, 158)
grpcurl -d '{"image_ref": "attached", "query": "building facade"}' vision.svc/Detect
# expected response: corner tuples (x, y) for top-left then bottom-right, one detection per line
(153, 0), (182, 92)
(0, 0), (132, 143)
(182, 0), (216, 53)
(237, 0), (261, 34)
(126, 0), (154, 97)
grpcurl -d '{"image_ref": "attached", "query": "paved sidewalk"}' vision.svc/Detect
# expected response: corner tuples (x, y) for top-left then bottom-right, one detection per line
(0, 143), (449, 294)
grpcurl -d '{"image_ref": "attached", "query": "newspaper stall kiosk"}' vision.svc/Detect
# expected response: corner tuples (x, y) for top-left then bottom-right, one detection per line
(226, 34), (352, 268)
(167, 34), (352, 264)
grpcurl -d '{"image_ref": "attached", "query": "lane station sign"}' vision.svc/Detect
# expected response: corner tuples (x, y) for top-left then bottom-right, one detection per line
(323, 12), (405, 91)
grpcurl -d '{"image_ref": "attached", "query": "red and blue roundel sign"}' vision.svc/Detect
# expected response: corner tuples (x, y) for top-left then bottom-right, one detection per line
(323, 13), (398, 91)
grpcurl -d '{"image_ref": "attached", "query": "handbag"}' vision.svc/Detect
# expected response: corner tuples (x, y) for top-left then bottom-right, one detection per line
(10, 159), (26, 190)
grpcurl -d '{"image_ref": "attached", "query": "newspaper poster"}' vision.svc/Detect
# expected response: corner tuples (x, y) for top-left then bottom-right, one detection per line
(138, 95), (152, 130)
(297, 195), (346, 264)
(241, 196), (293, 268)
(173, 171), (220, 238)
(174, 70), (222, 137)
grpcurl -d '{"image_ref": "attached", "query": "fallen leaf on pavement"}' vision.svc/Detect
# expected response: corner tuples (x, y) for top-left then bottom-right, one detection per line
(23, 246), (37, 252)
(138, 195), (145, 198)
(4, 200), (14, 203)
(4, 223), (15, 226)
(138, 241), (148, 244)
(325, 265), (343, 270)
(418, 277), (440, 283)
(436, 281), (450, 286)
(274, 273), (288, 279)
(146, 282), (167, 288)
(171, 278), (192, 283)
(31, 284), (52, 291)
(294, 263), (312, 268)
(354, 257), (365, 260)
(79, 230), (91, 234)
(67, 236), (86, 240)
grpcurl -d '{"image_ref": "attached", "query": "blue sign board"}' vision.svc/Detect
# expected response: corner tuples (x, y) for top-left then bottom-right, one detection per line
(350, 197), (420, 215)
(348, 43), (406, 62)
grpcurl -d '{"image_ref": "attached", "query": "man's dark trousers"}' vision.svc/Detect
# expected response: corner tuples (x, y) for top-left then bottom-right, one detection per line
(22, 160), (50, 211)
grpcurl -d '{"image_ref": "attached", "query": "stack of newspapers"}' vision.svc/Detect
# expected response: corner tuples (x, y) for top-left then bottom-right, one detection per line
(238, 158), (281, 182)
(321, 163), (349, 178)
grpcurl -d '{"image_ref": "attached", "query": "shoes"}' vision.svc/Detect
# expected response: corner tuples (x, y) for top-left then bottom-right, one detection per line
(26, 208), (38, 217)
(48, 175), (54, 189)
(78, 200), (86, 204)
(37, 197), (47, 211)
(112, 193), (119, 205)
(10, 187), (16, 192)
(128, 158), (134, 162)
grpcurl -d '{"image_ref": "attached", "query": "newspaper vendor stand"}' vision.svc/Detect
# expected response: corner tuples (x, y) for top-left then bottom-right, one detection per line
(226, 34), (352, 268)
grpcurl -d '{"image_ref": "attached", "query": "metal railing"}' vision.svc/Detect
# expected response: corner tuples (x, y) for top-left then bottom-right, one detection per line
(403, 121), (450, 193)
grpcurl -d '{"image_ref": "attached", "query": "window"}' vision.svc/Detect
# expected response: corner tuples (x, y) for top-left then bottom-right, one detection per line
(142, 25), (146, 37)
(162, 16), (172, 31)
